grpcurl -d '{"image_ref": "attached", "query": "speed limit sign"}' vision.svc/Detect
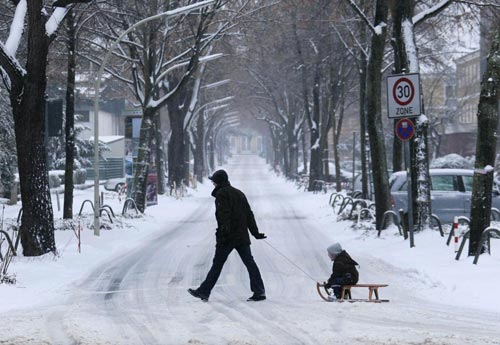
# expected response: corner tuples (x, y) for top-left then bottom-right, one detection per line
(387, 73), (421, 118)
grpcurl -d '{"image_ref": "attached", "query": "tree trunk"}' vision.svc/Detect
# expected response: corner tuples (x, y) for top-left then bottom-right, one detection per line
(10, 1), (55, 256)
(154, 115), (166, 195)
(132, 107), (155, 212)
(194, 112), (205, 183)
(270, 129), (281, 170)
(207, 133), (215, 174)
(469, 23), (500, 256)
(308, 62), (322, 191)
(359, 62), (369, 198)
(301, 126), (308, 174)
(168, 111), (186, 189)
(282, 136), (290, 177)
(332, 117), (341, 192)
(333, 96), (346, 193)
(366, 0), (391, 229)
(184, 134), (191, 185)
(63, 11), (76, 220)
(392, 0), (432, 231)
(288, 124), (299, 178)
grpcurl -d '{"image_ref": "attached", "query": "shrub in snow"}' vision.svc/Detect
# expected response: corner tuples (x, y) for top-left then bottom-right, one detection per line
(430, 154), (474, 169)
(0, 91), (17, 197)
(48, 173), (62, 189)
(74, 169), (87, 185)
(48, 123), (109, 170)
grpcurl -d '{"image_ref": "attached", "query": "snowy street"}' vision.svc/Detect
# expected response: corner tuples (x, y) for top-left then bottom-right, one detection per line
(1, 155), (499, 345)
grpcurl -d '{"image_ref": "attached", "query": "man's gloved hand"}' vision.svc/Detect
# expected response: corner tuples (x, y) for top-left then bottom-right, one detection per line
(255, 233), (267, 239)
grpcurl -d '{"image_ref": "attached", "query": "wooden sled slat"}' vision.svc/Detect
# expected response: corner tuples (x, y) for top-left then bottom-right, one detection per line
(316, 282), (389, 302)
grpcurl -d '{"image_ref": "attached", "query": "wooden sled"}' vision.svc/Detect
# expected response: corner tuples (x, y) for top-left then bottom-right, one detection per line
(316, 282), (389, 303)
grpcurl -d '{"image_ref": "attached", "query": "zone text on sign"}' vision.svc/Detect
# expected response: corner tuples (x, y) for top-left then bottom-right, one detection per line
(396, 107), (415, 115)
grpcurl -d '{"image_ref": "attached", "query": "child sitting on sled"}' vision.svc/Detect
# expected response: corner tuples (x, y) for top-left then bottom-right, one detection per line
(324, 243), (359, 299)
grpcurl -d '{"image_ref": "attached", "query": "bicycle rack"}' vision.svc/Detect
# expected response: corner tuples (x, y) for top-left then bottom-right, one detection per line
(473, 227), (500, 264)
(122, 198), (140, 216)
(430, 214), (444, 237)
(377, 210), (402, 237)
(455, 230), (470, 261)
(329, 192), (338, 206)
(78, 200), (95, 216)
(356, 208), (375, 224)
(331, 194), (345, 209)
(99, 208), (113, 224)
(16, 208), (23, 225)
(101, 204), (116, 218)
(491, 208), (500, 221)
(338, 197), (353, 214)
(350, 191), (362, 199)
(0, 230), (16, 257)
(348, 200), (368, 220)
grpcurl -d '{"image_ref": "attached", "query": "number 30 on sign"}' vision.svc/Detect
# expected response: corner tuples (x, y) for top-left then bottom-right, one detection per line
(387, 73), (421, 119)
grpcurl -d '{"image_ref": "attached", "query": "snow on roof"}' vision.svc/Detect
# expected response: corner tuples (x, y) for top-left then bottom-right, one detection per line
(88, 135), (124, 144)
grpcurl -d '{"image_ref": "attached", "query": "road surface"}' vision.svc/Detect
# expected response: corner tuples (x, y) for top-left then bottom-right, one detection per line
(1, 155), (500, 345)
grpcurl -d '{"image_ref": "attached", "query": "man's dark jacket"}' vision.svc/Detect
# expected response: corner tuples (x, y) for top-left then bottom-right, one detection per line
(212, 181), (259, 246)
(327, 250), (359, 286)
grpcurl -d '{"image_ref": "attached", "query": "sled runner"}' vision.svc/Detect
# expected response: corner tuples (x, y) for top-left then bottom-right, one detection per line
(316, 282), (389, 303)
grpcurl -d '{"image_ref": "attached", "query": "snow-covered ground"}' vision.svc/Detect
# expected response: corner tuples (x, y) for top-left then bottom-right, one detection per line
(1, 155), (499, 345)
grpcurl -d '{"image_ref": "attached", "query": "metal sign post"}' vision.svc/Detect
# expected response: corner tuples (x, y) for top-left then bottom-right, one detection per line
(395, 118), (416, 248)
(389, 73), (421, 248)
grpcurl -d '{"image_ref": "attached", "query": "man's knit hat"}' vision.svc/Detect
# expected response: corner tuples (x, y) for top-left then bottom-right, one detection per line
(209, 169), (229, 185)
(327, 243), (343, 259)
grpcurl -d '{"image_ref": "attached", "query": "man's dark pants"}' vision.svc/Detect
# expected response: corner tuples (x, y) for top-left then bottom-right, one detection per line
(197, 243), (265, 297)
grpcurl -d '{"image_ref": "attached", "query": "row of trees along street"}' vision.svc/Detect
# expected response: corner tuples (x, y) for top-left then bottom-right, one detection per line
(1, 0), (500, 257)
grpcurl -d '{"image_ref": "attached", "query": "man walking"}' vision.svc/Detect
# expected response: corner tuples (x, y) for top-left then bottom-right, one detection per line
(188, 169), (267, 302)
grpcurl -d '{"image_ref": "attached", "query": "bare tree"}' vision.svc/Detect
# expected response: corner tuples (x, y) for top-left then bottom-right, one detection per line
(0, 0), (93, 256)
(469, 21), (500, 256)
(346, 0), (392, 228)
(85, 0), (232, 211)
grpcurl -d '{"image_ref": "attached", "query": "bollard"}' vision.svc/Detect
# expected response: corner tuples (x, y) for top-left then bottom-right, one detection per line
(9, 182), (17, 205)
(55, 190), (60, 212)
(118, 186), (123, 204)
(101, 191), (104, 206)
(453, 216), (459, 253)
(77, 218), (82, 253)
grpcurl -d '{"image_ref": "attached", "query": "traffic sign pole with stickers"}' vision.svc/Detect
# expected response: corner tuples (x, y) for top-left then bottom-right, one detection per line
(394, 118), (416, 247)
(388, 73), (422, 248)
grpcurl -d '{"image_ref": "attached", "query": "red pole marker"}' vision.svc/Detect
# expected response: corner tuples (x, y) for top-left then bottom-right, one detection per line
(453, 217), (459, 253)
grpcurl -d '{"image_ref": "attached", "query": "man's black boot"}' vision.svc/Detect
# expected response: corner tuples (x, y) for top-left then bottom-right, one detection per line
(247, 294), (266, 302)
(188, 288), (209, 302)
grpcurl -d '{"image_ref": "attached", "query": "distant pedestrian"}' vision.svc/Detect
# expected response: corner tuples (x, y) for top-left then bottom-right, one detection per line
(323, 243), (359, 299)
(188, 169), (267, 302)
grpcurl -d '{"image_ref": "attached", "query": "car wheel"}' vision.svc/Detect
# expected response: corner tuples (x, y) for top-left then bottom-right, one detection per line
(116, 183), (125, 192)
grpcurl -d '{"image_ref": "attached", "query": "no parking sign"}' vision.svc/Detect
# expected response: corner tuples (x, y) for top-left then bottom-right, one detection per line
(387, 73), (421, 118)
(395, 118), (415, 141)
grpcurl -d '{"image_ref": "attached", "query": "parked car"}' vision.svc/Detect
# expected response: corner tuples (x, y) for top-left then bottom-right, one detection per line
(104, 178), (126, 192)
(390, 169), (500, 224)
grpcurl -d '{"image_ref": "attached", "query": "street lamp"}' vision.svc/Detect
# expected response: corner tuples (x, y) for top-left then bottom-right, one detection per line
(93, 0), (215, 235)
